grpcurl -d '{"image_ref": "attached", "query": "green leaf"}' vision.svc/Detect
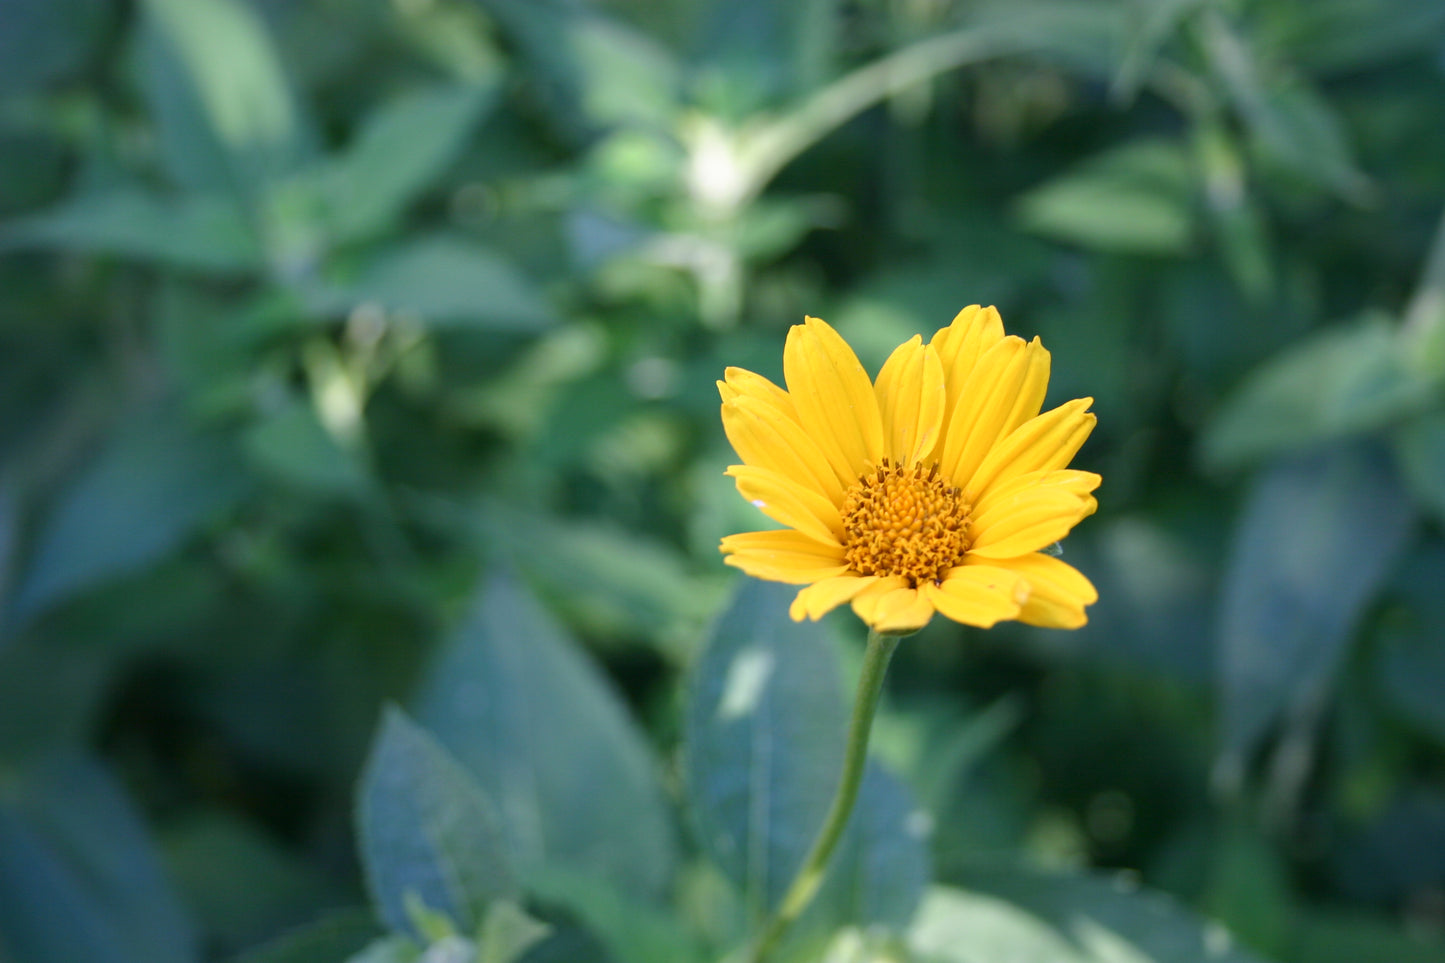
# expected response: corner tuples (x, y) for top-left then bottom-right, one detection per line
(1393, 411), (1445, 527)
(526, 868), (705, 963)
(682, 581), (928, 941)
(225, 911), (379, 963)
(345, 936), (420, 963)
(357, 707), (517, 938)
(476, 902), (550, 963)
(313, 82), (501, 245)
(1371, 543), (1445, 747)
(1015, 139), (1196, 255)
(1216, 445), (1415, 782)
(0, 0), (110, 93)
(412, 572), (678, 902)
(917, 869), (1269, 962)
(14, 412), (250, 621)
(0, 189), (262, 274)
(316, 235), (553, 330)
(1264, 0), (1445, 74)
(243, 400), (371, 498)
(1201, 318), (1439, 472)
(0, 756), (200, 963)
(139, 0), (306, 193)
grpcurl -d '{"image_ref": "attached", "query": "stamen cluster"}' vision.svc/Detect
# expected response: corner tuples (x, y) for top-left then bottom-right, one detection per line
(842, 459), (972, 586)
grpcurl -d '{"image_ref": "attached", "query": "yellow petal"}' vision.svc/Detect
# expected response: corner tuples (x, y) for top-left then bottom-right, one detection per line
(971, 469), (1101, 519)
(995, 553), (1097, 628)
(722, 395), (847, 505)
(870, 587), (936, 634)
(966, 478), (1095, 559)
(783, 317), (885, 484)
(719, 366), (797, 422)
(875, 336), (947, 467)
(849, 576), (909, 625)
(720, 529), (844, 563)
(930, 305), (1006, 420)
(938, 335), (1033, 491)
(789, 575), (879, 620)
(924, 565), (1026, 628)
(726, 464), (844, 545)
(967, 397), (1096, 498)
(724, 553), (849, 584)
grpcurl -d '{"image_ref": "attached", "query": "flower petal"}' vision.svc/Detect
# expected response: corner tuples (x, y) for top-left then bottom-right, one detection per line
(849, 576), (909, 625)
(966, 474), (1096, 559)
(875, 336), (948, 467)
(967, 397), (1097, 499)
(719, 366), (797, 422)
(789, 575), (880, 620)
(726, 464), (844, 545)
(721, 528), (844, 566)
(722, 394), (847, 505)
(725, 553), (849, 584)
(870, 587), (937, 634)
(784, 317), (886, 483)
(924, 565), (1026, 628)
(938, 336), (1052, 497)
(994, 553), (1098, 628)
(930, 305), (1006, 426)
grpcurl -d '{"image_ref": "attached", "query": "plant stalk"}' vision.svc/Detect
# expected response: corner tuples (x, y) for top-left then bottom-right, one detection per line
(746, 627), (902, 963)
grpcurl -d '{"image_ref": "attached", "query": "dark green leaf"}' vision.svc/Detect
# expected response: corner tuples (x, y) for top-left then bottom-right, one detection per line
(0, 189), (262, 274)
(0, 756), (200, 963)
(139, 0), (307, 193)
(0, 0), (109, 93)
(526, 868), (705, 963)
(1201, 317), (1438, 472)
(1393, 411), (1445, 527)
(243, 400), (372, 498)
(413, 572), (678, 901)
(316, 236), (553, 330)
(225, 910), (379, 963)
(14, 412), (250, 620)
(357, 707), (516, 938)
(1216, 445), (1415, 779)
(1016, 139), (1196, 255)
(682, 581), (927, 939)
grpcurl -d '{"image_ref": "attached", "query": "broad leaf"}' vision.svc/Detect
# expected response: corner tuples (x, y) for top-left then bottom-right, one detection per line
(225, 910), (379, 963)
(315, 236), (553, 330)
(1201, 317), (1438, 472)
(15, 412), (250, 620)
(917, 868), (1269, 962)
(683, 580), (928, 940)
(0, 756), (200, 963)
(1016, 139), (1195, 255)
(139, 0), (306, 193)
(0, 189), (262, 274)
(413, 573), (678, 901)
(357, 708), (516, 937)
(1216, 444), (1415, 780)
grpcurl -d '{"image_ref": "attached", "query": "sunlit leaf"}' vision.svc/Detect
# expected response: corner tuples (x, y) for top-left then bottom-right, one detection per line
(413, 573), (678, 901)
(356, 707), (516, 938)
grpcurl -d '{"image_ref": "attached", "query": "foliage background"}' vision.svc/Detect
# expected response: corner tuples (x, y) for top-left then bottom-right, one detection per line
(2, 0), (1445, 960)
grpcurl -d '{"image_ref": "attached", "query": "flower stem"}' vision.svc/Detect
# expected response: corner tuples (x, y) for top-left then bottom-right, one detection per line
(746, 627), (901, 963)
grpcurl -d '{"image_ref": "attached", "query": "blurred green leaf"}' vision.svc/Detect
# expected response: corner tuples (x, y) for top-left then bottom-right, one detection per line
(1201, 823), (1294, 958)
(526, 868), (705, 963)
(0, 756), (200, 963)
(476, 901), (550, 963)
(1258, 0), (1445, 75)
(1393, 411), (1445, 527)
(1373, 543), (1445, 746)
(225, 910), (379, 963)
(140, 0), (307, 193)
(1016, 138), (1196, 255)
(0, 0), (110, 93)
(919, 868), (1269, 962)
(14, 412), (250, 621)
(683, 581), (928, 943)
(1216, 445), (1415, 782)
(357, 707), (516, 939)
(345, 936), (420, 963)
(317, 235), (553, 330)
(1284, 906), (1445, 963)
(413, 573), (678, 901)
(244, 399), (371, 498)
(0, 640), (111, 763)
(0, 189), (263, 274)
(1201, 317), (1439, 472)
(313, 82), (501, 245)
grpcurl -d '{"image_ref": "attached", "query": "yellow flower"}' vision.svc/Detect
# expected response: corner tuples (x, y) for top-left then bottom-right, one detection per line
(718, 307), (1100, 635)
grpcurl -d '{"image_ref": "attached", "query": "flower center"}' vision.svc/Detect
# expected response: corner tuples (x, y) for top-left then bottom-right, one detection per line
(841, 459), (972, 586)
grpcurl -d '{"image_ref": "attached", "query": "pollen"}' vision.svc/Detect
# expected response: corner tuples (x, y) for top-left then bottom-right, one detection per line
(842, 459), (972, 586)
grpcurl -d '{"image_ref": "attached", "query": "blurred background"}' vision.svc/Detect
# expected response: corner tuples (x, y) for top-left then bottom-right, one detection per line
(2, 0), (1445, 960)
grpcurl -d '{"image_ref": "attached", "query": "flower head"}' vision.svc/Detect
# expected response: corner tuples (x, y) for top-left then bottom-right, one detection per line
(719, 307), (1099, 635)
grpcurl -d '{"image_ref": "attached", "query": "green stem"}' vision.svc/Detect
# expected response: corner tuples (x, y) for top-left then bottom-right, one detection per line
(746, 628), (902, 963)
